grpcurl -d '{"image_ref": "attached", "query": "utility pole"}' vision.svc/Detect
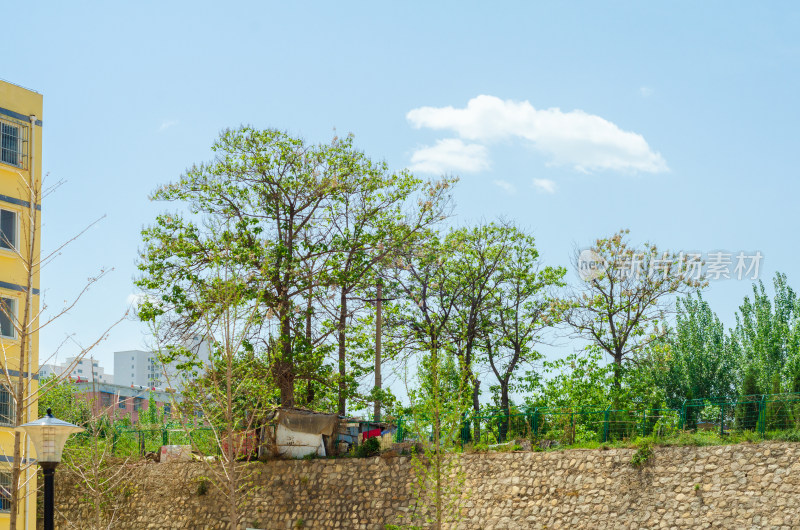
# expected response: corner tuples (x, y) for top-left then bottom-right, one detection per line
(360, 280), (393, 422)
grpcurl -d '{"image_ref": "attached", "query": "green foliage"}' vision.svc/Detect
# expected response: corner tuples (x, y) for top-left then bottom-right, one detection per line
(137, 126), (455, 412)
(630, 441), (653, 467)
(356, 437), (380, 458)
(652, 294), (740, 408)
(732, 272), (800, 392)
(535, 346), (614, 409)
(39, 377), (92, 426)
(557, 229), (705, 391)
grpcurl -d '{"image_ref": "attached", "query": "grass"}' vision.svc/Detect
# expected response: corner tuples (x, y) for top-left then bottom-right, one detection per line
(461, 428), (800, 454)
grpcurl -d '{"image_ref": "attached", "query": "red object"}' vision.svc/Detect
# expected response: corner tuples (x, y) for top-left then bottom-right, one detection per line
(220, 430), (259, 460)
(363, 428), (381, 440)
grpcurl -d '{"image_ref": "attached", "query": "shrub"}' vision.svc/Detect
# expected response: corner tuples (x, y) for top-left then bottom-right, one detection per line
(630, 441), (653, 468)
(356, 437), (381, 458)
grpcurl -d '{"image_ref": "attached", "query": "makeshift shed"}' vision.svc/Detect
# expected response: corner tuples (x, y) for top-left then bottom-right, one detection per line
(268, 408), (338, 459)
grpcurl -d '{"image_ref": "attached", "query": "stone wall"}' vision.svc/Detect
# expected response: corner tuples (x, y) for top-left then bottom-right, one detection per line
(51, 441), (800, 529)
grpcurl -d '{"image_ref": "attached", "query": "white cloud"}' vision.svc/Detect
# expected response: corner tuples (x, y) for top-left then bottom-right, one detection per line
(532, 178), (557, 194)
(493, 179), (516, 194)
(640, 86), (654, 98)
(407, 95), (667, 174)
(159, 120), (178, 131)
(408, 138), (490, 174)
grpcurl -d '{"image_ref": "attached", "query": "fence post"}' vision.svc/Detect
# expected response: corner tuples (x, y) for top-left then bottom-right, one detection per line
(532, 408), (539, 438)
(570, 412), (575, 445)
(603, 408), (610, 443)
(679, 401), (686, 430)
(395, 416), (403, 443)
(758, 396), (766, 438)
(641, 410), (646, 438)
(162, 426), (169, 446)
(719, 403), (725, 436)
(112, 429), (117, 456)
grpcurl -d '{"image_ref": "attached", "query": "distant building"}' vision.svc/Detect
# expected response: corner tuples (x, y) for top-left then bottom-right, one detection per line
(113, 336), (211, 390)
(73, 382), (180, 424)
(38, 356), (112, 384)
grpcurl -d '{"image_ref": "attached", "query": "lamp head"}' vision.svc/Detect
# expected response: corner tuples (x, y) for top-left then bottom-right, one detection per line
(16, 410), (84, 464)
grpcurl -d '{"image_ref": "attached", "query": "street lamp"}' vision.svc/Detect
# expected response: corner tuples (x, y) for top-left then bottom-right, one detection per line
(16, 408), (84, 530)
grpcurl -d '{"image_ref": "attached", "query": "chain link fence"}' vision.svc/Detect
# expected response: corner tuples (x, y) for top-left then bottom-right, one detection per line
(394, 392), (800, 447)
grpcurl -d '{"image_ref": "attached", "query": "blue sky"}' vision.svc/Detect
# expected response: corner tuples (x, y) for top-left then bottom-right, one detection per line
(4, 2), (800, 378)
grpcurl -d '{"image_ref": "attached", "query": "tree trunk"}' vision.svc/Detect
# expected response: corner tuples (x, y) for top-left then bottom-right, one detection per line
(337, 291), (347, 416)
(430, 339), (442, 530)
(274, 361), (295, 408)
(305, 297), (314, 407)
(373, 282), (382, 422)
(276, 304), (295, 408)
(498, 381), (510, 442)
(472, 378), (481, 443)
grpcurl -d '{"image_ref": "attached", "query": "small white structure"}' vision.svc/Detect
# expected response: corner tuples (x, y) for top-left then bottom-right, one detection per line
(271, 408), (338, 459)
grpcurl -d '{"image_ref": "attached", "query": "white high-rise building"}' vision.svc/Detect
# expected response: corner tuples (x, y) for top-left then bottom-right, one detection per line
(113, 336), (210, 390)
(38, 356), (112, 384)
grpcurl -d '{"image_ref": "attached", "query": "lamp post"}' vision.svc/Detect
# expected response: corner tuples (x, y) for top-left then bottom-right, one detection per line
(15, 408), (84, 530)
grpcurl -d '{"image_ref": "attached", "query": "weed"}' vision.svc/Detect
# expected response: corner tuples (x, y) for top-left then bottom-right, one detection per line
(295, 518), (305, 528)
(630, 441), (653, 468)
(196, 479), (208, 496)
(471, 443), (489, 453)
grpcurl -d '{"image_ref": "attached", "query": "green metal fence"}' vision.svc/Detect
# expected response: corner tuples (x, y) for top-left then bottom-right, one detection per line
(394, 392), (800, 447)
(109, 427), (220, 457)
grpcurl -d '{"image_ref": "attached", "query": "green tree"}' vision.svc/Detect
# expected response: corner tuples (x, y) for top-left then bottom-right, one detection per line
(442, 223), (519, 432)
(557, 229), (705, 392)
(735, 364), (762, 431)
(137, 127), (447, 408)
(322, 172), (454, 415)
(391, 231), (471, 529)
(655, 294), (740, 408)
(149, 241), (277, 530)
(484, 226), (565, 441)
(38, 377), (92, 425)
(732, 272), (800, 392)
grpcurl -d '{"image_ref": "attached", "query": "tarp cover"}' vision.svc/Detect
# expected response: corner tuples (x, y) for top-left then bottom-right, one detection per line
(275, 409), (338, 436)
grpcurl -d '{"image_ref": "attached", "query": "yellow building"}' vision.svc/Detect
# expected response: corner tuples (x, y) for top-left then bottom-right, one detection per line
(0, 79), (42, 530)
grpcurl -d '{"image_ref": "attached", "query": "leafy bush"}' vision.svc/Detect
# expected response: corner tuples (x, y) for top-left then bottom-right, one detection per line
(630, 441), (653, 468)
(356, 437), (380, 458)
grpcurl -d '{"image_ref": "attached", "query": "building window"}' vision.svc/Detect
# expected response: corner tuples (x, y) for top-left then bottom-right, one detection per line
(118, 396), (126, 409)
(163, 404), (171, 414)
(0, 210), (17, 251)
(0, 122), (21, 168)
(0, 470), (10, 512)
(0, 298), (15, 339)
(0, 387), (14, 426)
